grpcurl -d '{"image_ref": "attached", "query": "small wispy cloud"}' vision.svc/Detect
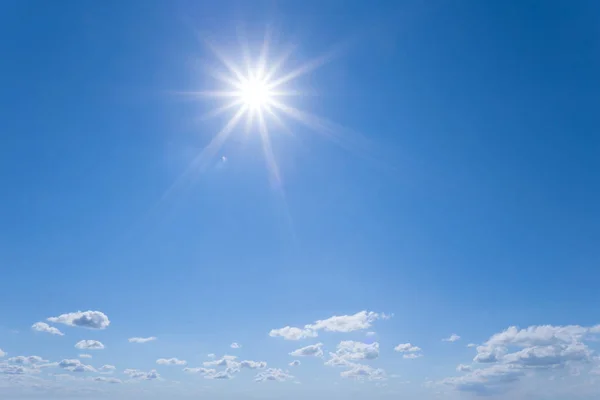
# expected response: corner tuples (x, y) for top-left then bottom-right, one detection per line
(129, 337), (157, 344)
(443, 334), (461, 343)
(230, 342), (241, 349)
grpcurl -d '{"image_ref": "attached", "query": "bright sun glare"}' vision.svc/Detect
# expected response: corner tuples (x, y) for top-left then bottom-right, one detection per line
(238, 77), (272, 109)
(170, 31), (348, 196)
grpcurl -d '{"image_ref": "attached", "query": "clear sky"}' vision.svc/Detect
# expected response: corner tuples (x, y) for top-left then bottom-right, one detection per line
(1, 1), (600, 399)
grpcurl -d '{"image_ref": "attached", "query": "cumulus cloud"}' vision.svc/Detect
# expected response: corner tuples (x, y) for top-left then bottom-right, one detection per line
(269, 326), (317, 340)
(31, 322), (64, 336)
(394, 343), (421, 353)
(269, 311), (389, 340)
(58, 359), (96, 373)
(240, 360), (267, 369)
(79, 354), (92, 359)
(203, 355), (238, 368)
(457, 364), (472, 372)
(93, 376), (122, 384)
(156, 358), (187, 366)
(183, 367), (215, 375)
(255, 368), (293, 382)
(441, 364), (524, 395)
(443, 334), (461, 342)
(290, 343), (324, 357)
(340, 363), (386, 381)
(47, 311), (110, 330)
(289, 360), (301, 367)
(442, 324), (600, 395)
(124, 368), (160, 380)
(8, 356), (48, 365)
(335, 341), (379, 360)
(99, 365), (116, 373)
(230, 342), (241, 349)
(75, 340), (104, 350)
(128, 337), (156, 344)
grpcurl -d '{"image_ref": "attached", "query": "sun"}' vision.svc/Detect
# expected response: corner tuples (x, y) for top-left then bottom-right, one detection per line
(169, 31), (347, 196)
(238, 77), (273, 110)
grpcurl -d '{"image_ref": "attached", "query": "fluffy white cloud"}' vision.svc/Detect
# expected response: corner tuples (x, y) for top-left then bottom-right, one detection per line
(457, 364), (472, 372)
(269, 326), (317, 340)
(230, 342), (241, 349)
(128, 337), (156, 344)
(7, 356), (48, 365)
(467, 343), (477, 348)
(31, 322), (64, 336)
(289, 360), (301, 367)
(93, 376), (122, 384)
(99, 365), (116, 373)
(441, 364), (524, 395)
(156, 358), (187, 366)
(340, 363), (386, 381)
(205, 370), (233, 380)
(48, 311), (110, 330)
(58, 359), (96, 373)
(443, 334), (461, 342)
(79, 354), (92, 359)
(255, 368), (293, 382)
(124, 368), (160, 380)
(394, 343), (421, 353)
(269, 311), (389, 340)
(502, 343), (591, 367)
(290, 343), (324, 357)
(335, 341), (379, 360)
(240, 360), (267, 369)
(203, 355), (238, 368)
(75, 340), (104, 350)
(0, 364), (26, 375)
(183, 367), (215, 374)
(403, 353), (423, 359)
(0, 349), (5, 357)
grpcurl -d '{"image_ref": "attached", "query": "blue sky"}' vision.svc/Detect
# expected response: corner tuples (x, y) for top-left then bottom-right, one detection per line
(1, 0), (600, 399)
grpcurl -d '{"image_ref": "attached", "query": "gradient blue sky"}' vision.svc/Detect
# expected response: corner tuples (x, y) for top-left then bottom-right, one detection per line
(1, 1), (600, 399)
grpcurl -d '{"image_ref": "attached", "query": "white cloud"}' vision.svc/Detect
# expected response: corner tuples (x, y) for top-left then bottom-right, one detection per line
(31, 322), (64, 336)
(93, 376), (122, 384)
(7, 356), (48, 365)
(441, 364), (524, 395)
(335, 340), (379, 360)
(203, 355), (238, 368)
(58, 359), (96, 373)
(394, 343), (421, 353)
(443, 334), (461, 342)
(502, 343), (591, 367)
(156, 358), (187, 366)
(340, 363), (386, 381)
(183, 367), (215, 375)
(289, 360), (301, 367)
(255, 368), (293, 382)
(230, 342), (241, 349)
(99, 365), (116, 373)
(75, 340), (104, 350)
(240, 360), (267, 369)
(403, 353), (423, 359)
(366, 331), (376, 337)
(128, 337), (157, 344)
(457, 364), (472, 372)
(205, 370), (233, 380)
(0, 364), (27, 375)
(269, 311), (389, 340)
(79, 354), (92, 359)
(290, 343), (324, 357)
(0, 349), (5, 357)
(207, 354), (216, 358)
(124, 368), (160, 380)
(47, 310), (110, 330)
(467, 343), (477, 348)
(269, 326), (317, 340)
